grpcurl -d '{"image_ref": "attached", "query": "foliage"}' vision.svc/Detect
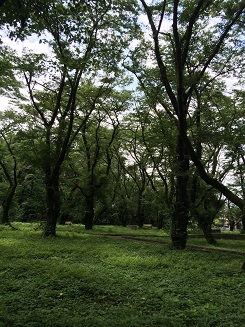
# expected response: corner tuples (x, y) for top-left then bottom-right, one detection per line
(0, 46), (22, 98)
(0, 0), (244, 243)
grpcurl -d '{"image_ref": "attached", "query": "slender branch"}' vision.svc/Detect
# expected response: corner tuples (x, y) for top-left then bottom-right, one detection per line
(140, 0), (178, 112)
(157, 0), (167, 34)
(189, 3), (245, 98)
(0, 160), (12, 185)
(50, 73), (66, 125)
(24, 72), (48, 126)
(182, 0), (211, 67)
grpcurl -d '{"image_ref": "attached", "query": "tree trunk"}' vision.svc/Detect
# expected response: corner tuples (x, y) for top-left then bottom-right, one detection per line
(44, 172), (60, 236)
(84, 194), (94, 230)
(183, 133), (244, 210)
(171, 132), (190, 249)
(137, 193), (145, 228)
(1, 185), (17, 225)
(202, 229), (217, 245)
(199, 220), (217, 245)
(229, 220), (235, 232)
(241, 207), (245, 233)
(0, 151), (18, 226)
(157, 213), (164, 229)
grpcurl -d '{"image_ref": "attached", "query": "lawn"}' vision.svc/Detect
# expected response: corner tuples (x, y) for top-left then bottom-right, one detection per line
(0, 223), (245, 327)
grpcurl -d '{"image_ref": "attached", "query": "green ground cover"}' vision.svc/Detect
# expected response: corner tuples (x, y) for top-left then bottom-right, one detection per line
(187, 237), (245, 253)
(0, 223), (245, 327)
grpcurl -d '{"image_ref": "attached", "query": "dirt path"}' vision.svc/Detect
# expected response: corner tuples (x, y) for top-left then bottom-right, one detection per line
(94, 234), (245, 256)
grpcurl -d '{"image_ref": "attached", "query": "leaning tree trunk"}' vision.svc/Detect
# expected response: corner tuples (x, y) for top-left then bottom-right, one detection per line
(1, 185), (17, 225)
(0, 155), (18, 226)
(171, 133), (190, 250)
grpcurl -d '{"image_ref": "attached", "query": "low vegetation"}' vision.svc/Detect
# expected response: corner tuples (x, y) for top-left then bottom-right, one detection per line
(0, 223), (245, 327)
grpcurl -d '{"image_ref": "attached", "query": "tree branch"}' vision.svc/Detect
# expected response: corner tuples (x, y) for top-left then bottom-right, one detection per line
(140, 0), (178, 112)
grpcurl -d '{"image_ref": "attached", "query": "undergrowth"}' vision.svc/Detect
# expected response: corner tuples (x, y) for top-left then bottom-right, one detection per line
(0, 223), (244, 327)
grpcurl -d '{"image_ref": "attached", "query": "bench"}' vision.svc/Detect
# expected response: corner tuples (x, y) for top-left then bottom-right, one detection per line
(143, 224), (152, 229)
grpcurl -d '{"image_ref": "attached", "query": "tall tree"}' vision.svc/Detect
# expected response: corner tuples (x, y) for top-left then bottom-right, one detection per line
(122, 104), (176, 228)
(0, 111), (23, 224)
(128, 0), (245, 248)
(7, 0), (139, 236)
(0, 135), (17, 225)
(67, 84), (131, 229)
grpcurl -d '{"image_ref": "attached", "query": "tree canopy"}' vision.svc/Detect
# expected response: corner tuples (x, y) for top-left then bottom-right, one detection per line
(0, 0), (244, 248)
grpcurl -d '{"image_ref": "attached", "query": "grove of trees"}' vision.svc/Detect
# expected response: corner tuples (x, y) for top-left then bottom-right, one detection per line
(0, 0), (244, 249)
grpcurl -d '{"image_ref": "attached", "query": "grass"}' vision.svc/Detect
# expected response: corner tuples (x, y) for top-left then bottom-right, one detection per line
(187, 237), (245, 252)
(0, 223), (245, 327)
(58, 224), (168, 236)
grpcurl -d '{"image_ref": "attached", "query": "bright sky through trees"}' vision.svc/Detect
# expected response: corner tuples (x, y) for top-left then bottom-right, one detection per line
(0, 0), (244, 247)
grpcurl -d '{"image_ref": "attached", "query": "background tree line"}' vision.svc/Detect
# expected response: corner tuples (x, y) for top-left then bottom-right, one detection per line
(0, 0), (244, 249)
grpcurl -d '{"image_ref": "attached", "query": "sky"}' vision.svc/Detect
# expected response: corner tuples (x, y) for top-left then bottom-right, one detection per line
(0, 10), (241, 112)
(0, 9), (242, 191)
(0, 29), (51, 111)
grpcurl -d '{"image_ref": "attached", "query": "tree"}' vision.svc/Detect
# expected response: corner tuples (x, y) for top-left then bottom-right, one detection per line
(186, 80), (236, 243)
(220, 202), (243, 231)
(119, 123), (149, 227)
(128, 0), (245, 248)
(6, 0), (139, 236)
(66, 84), (132, 229)
(0, 135), (17, 225)
(121, 103), (176, 229)
(0, 111), (23, 225)
(0, 46), (22, 102)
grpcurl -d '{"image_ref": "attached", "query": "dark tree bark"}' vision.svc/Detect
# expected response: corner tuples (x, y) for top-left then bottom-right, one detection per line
(190, 181), (217, 245)
(0, 135), (18, 226)
(1, 184), (17, 225)
(199, 221), (217, 245)
(44, 171), (60, 236)
(171, 132), (190, 249)
(241, 210), (245, 233)
(84, 193), (94, 230)
(137, 192), (145, 228)
(137, 0), (192, 249)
